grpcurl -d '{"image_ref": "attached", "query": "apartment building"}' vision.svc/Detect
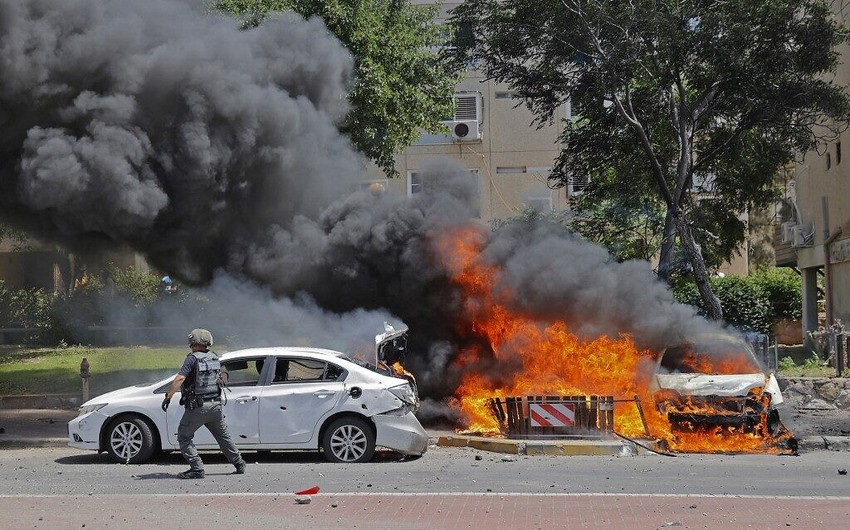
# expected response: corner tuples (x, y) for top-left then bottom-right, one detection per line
(363, 1), (574, 220)
(373, 1), (749, 276)
(774, 6), (850, 342)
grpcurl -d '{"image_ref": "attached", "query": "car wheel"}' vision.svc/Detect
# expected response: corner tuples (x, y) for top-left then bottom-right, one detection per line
(105, 416), (156, 464)
(322, 417), (375, 463)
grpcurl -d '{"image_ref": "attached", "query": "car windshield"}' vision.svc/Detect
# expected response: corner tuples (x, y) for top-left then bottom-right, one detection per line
(660, 337), (762, 375)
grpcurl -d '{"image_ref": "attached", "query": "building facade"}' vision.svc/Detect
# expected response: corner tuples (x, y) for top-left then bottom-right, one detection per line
(363, 1), (572, 220)
(774, 6), (850, 342)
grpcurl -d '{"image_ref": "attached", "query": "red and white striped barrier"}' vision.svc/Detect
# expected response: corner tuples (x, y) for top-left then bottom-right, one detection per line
(529, 403), (575, 427)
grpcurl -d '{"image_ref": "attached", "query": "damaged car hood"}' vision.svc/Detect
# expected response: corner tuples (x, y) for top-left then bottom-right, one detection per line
(656, 372), (784, 405)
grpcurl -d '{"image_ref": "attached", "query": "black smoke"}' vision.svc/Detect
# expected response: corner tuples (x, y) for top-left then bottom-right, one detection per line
(0, 0), (361, 283)
(1, 0), (731, 421)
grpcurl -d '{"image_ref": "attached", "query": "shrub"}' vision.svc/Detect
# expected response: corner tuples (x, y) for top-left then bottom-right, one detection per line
(778, 356), (796, 371)
(107, 265), (161, 304)
(0, 279), (11, 326)
(711, 275), (772, 334)
(672, 269), (796, 334)
(750, 268), (802, 321)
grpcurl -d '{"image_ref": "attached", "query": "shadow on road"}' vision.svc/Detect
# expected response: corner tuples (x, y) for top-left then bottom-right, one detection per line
(56, 448), (417, 466)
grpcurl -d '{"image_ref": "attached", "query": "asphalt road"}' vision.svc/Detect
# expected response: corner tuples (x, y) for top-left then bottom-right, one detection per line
(1, 446), (849, 529)
(1, 445), (849, 496)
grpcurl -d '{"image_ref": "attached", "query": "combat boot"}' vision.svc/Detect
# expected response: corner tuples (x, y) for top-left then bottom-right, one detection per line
(177, 468), (205, 479)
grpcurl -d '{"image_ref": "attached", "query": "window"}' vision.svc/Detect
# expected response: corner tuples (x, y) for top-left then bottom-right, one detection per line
(408, 169), (481, 217)
(826, 152), (832, 170)
(568, 174), (589, 195)
(566, 95), (581, 121)
(528, 197), (553, 212)
(837, 141), (842, 165)
(448, 21), (478, 69)
(495, 91), (518, 100)
(408, 170), (422, 195)
(270, 357), (346, 384)
(496, 166), (527, 174)
(409, 169), (479, 195)
(359, 179), (387, 196)
(221, 357), (266, 387)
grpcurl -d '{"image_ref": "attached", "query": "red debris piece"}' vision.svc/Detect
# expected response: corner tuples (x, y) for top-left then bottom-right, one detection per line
(295, 486), (320, 495)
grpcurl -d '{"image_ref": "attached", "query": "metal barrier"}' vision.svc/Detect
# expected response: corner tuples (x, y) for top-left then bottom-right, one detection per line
(488, 395), (614, 439)
(744, 332), (778, 371)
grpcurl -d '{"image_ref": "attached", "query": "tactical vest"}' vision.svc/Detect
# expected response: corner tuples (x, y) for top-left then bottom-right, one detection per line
(183, 351), (221, 399)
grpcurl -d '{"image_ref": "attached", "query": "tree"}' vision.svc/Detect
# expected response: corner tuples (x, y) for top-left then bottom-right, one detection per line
(212, 0), (458, 176)
(566, 168), (666, 263)
(452, 0), (850, 320)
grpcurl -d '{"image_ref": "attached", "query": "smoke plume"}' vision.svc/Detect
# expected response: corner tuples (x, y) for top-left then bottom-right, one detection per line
(1, 0), (361, 283)
(1, 0), (734, 421)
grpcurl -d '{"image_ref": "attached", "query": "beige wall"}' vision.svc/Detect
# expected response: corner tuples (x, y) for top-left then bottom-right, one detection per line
(394, 1), (569, 222)
(784, 5), (850, 331)
(388, 70), (568, 222)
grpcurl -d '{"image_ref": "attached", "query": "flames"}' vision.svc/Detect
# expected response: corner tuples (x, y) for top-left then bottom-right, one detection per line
(436, 226), (793, 454)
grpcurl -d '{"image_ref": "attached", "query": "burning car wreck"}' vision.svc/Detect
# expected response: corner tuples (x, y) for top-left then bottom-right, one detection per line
(650, 334), (797, 454)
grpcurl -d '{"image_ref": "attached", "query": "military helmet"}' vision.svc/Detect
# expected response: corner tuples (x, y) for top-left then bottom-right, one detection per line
(187, 328), (213, 347)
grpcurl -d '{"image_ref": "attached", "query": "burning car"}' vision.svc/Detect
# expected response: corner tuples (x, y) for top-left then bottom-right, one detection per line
(650, 333), (796, 452)
(68, 325), (427, 463)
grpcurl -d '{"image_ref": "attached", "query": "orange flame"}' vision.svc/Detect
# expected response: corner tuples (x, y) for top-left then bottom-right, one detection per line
(437, 225), (792, 454)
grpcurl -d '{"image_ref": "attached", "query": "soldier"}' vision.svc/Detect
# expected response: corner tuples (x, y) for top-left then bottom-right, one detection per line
(162, 328), (246, 479)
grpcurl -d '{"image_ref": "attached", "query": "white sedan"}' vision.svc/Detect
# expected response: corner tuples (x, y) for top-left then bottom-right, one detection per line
(68, 347), (428, 463)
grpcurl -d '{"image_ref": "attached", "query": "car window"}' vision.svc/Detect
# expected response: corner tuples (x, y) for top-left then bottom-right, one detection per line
(325, 362), (344, 381)
(270, 357), (346, 383)
(221, 357), (265, 387)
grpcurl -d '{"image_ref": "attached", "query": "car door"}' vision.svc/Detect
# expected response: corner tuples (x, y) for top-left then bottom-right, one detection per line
(259, 356), (346, 444)
(167, 356), (265, 447)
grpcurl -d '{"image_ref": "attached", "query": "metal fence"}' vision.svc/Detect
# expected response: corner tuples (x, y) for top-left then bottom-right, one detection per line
(807, 330), (849, 375)
(743, 332), (778, 371)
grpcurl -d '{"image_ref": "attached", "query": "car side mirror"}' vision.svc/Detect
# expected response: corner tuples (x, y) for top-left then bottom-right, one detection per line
(348, 386), (362, 399)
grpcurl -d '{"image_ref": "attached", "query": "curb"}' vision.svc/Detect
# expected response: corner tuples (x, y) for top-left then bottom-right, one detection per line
(0, 437), (68, 449)
(435, 434), (629, 456)
(435, 433), (850, 456)
(0, 394), (79, 410)
(798, 435), (850, 452)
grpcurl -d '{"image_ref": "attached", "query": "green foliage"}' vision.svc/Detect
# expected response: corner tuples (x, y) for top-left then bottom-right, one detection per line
(672, 267), (802, 333)
(211, 0), (458, 176)
(0, 268), (202, 345)
(750, 267), (803, 320)
(775, 353), (836, 377)
(108, 265), (161, 304)
(452, 0), (850, 315)
(0, 282), (53, 328)
(803, 352), (823, 369)
(567, 172), (666, 262)
(711, 276), (773, 333)
(778, 356), (797, 371)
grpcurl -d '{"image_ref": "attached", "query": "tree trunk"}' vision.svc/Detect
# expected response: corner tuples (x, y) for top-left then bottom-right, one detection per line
(656, 208), (677, 280)
(672, 211), (723, 321)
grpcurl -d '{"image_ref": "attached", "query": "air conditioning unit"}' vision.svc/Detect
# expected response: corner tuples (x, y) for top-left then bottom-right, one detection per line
(781, 221), (796, 244)
(791, 225), (812, 248)
(446, 119), (481, 141)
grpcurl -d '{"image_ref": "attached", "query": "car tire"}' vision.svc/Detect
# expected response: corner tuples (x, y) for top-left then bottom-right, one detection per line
(322, 417), (375, 463)
(105, 416), (156, 464)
